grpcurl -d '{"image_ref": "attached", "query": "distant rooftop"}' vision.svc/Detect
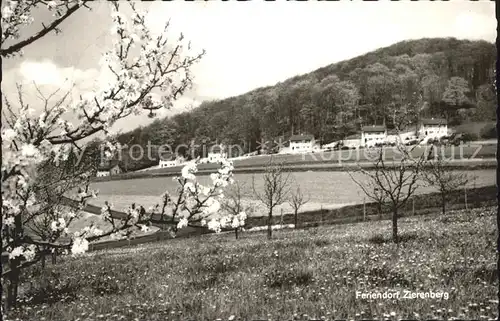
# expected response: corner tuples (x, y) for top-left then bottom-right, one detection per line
(290, 134), (314, 142)
(421, 118), (447, 125)
(361, 125), (386, 133)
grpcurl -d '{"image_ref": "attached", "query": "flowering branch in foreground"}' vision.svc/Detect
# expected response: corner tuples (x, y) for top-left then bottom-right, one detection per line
(1, 1), (206, 309)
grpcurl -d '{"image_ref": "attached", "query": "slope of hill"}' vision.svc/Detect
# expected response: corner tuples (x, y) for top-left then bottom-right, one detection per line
(112, 37), (496, 161)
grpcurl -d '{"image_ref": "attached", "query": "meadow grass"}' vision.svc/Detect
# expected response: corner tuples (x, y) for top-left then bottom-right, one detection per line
(5, 206), (497, 321)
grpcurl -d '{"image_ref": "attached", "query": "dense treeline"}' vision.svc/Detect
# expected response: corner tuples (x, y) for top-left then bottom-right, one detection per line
(109, 38), (495, 166)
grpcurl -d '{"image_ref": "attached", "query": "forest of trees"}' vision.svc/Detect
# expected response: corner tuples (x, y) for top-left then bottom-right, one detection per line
(104, 38), (496, 170)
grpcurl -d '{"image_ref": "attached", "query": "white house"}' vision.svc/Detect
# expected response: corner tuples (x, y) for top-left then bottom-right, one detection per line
(361, 125), (387, 148)
(96, 163), (125, 177)
(96, 170), (110, 177)
(159, 154), (185, 168)
(208, 145), (227, 163)
(289, 134), (315, 153)
(418, 118), (448, 140)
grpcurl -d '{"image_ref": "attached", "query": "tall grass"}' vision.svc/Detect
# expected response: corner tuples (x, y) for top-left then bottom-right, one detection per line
(4, 206), (497, 321)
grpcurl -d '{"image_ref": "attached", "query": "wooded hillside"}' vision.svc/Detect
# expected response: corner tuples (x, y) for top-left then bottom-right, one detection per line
(112, 37), (496, 163)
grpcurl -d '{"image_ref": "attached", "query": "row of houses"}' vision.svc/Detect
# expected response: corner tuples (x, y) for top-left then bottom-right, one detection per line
(288, 118), (449, 152)
(327, 118), (449, 149)
(158, 145), (230, 168)
(95, 118), (448, 176)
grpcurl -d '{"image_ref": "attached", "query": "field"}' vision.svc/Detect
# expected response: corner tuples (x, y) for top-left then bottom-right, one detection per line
(89, 169), (496, 214)
(91, 144), (497, 183)
(6, 206), (497, 321)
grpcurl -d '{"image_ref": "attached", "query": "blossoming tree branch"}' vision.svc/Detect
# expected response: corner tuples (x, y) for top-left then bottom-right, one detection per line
(1, 0), (246, 308)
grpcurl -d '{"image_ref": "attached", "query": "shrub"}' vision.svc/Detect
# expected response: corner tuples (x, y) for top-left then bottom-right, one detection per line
(460, 132), (478, 142)
(479, 124), (497, 139)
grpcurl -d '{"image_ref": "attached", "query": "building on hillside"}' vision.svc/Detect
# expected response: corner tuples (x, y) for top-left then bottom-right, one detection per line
(361, 125), (387, 148)
(110, 163), (125, 175)
(342, 134), (362, 149)
(289, 134), (315, 153)
(158, 153), (186, 168)
(96, 168), (110, 177)
(208, 145), (227, 163)
(418, 118), (448, 140)
(96, 163), (125, 177)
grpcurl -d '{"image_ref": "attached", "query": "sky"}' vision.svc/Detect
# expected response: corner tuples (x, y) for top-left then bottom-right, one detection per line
(1, 0), (496, 135)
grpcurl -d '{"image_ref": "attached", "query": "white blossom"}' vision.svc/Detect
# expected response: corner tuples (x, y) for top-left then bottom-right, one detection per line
(9, 246), (24, 259)
(181, 161), (197, 180)
(1, 128), (17, 142)
(71, 237), (89, 255)
(207, 219), (222, 233)
(47, 1), (57, 10)
(177, 217), (189, 229)
(23, 245), (37, 261)
(4, 216), (15, 227)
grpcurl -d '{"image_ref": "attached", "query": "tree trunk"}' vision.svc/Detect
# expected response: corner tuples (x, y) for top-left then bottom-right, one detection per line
(392, 208), (398, 243)
(294, 209), (298, 229)
(41, 252), (46, 269)
(235, 228), (239, 240)
(6, 215), (23, 310)
(441, 193), (446, 215)
(6, 262), (20, 310)
(267, 208), (273, 240)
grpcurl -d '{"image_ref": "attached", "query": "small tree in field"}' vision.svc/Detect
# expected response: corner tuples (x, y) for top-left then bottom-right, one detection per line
(221, 181), (251, 239)
(350, 144), (427, 243)
(422, 152), (471, 215)
(288, 186), (310, 228)
(252, 160), (291, 240)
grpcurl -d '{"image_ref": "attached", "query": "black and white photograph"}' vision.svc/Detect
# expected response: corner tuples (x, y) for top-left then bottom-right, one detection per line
(1, 0), (497, 320)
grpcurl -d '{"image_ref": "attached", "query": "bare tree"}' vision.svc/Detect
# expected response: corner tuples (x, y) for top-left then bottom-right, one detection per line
(221, 182), (253, 239)
(350, 145), (427, 243)
(252, 159), (291, 239)
(288, 185), (310, 228)
(422, 151), (471, 215)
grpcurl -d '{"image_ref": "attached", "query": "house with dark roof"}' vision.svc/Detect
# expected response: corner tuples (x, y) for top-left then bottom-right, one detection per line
(289, 134), (316, 153)
(158, 152), (186, 168)
(96, 162), (126, 177)
(361, 125), (387, 148)
(418, 118), (448, 140)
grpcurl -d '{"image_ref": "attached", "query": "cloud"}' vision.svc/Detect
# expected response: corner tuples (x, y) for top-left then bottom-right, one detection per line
(2, 58), (199, 135)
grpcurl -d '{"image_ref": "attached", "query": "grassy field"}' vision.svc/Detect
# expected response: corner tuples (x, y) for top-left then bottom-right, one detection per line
(91, 144), (496, 183)
(5, 206), (497, 321)
(89, 169), (496, 215)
